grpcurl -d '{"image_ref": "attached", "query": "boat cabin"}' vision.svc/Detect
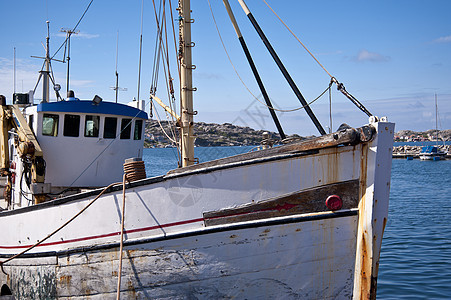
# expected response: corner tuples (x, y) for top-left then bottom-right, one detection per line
(9, 97), (148, 205)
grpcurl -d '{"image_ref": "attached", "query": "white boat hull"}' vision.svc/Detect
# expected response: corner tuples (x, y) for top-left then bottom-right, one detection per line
(0, 121), (394, 299)
(419, 154), (444, 160)
(5, 212), (358, 299)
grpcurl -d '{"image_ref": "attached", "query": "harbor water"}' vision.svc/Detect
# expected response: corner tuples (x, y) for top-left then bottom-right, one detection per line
(377, 157), (451, 299)
(142, 145), (451, 299)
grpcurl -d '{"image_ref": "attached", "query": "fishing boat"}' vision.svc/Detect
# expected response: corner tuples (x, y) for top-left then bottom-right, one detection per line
(0, 0), (394, 299)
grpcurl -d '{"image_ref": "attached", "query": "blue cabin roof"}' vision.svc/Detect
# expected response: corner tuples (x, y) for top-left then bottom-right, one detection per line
(37, 100), (148, 119)
(421, 146), (438, 153)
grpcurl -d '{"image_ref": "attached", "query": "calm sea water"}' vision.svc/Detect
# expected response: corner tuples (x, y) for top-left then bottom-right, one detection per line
(378, 158), (451, 299)
(142, 146), (451, 299)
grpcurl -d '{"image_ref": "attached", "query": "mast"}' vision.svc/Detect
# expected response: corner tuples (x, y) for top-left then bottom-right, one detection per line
(42, 21), (51, 103)
(14, 47), (16, 95)
(110, 31), (127, 102)
(179, 0), (195, 167)
(115, 31), (119, 103)
(137, 0), (144, 102)
(435, 94), (438, 144)
(60, 28), (79, 94)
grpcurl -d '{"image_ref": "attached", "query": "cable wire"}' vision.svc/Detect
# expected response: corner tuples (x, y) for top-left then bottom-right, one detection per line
(0, 180), (121, 272)
(51, 0), (94, 60)
(262, 0), (333, 79)
(207, 0), (331, 113)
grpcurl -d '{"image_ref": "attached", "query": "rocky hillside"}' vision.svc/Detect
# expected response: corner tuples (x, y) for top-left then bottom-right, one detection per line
(144, 120), (303, 148)
(396, 129), (451, 141)
(144, 120), (450, 148)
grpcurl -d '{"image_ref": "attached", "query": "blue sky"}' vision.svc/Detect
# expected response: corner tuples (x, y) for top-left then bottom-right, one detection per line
(1, 0), (450, 136)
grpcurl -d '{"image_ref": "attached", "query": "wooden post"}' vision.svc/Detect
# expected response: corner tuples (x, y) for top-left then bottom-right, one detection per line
(179, 0), (195, 167)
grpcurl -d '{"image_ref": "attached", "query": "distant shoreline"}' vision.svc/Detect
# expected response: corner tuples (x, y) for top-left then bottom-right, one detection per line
(144, 119), (450, 148)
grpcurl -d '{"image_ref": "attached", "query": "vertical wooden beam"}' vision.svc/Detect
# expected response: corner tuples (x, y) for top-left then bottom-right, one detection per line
(179, 0), (195, 167)
(353, 120), (394, 299)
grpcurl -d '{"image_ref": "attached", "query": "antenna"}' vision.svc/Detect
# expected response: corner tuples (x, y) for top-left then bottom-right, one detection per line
(14, 47), (16, 95)
(31, 21), (64, 102)
(137, 0), (144, 102)
(43, 20), (51, 102)
(60, 28), (79, 94)
(110, 31), (127, 103)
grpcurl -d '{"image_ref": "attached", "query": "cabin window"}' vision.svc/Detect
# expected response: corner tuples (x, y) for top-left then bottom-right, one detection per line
(134, 119), (143, 140)
(42, 114), (59, 136)
(84, 115), (100, 137)
(104, 117), (117, 139)
(63, 114), (80, 137)
(120, 118), (132, 139)
(28, 115), (34, 134)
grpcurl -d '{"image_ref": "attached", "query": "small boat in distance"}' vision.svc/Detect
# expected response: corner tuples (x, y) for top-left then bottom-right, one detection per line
(420, 95), (445, 161)
(419, 145), (446, 160)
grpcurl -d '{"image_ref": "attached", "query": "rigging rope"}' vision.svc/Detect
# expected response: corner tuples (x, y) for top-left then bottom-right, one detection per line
(0, 180), (122, 274)
(329, 80), (333, 133)
(51, 0), (94, 60)
(262, 0), (333, 79)
(116, 174), (127, 300)
(150, 0), (164, 94)
(153, 104), (178, 145)
(168, 0), (181, 79)
(262, 0), (373, 117)
(150, 0), (181, 161)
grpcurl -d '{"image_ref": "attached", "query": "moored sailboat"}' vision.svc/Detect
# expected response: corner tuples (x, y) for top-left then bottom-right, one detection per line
(0, 1), (394, 299)
(419, 94), (446, 161)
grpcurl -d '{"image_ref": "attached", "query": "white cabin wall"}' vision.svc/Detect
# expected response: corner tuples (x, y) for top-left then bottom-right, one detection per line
(127, 99), (146, 112)
(35, 112), (145, 187)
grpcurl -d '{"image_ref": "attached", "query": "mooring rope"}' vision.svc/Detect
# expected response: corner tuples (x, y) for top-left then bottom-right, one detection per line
(116, 174), (127, 300)
(116, 160), (147, 298)
(0, 181), (121, 275)
(1, 158), (147, 278)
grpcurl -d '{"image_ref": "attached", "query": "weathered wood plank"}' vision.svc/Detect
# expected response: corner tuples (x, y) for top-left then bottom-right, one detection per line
(203, 180), (359, 226)
(167, 126), (370, 176)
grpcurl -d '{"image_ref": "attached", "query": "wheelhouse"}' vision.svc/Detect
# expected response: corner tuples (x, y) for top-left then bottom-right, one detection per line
(11, 99), (148, 205)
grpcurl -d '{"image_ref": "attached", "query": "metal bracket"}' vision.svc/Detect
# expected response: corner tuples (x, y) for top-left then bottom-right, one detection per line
(181, 63), (196, 70)
(184, 157), (199, 164)
(182, 86), (197, 92)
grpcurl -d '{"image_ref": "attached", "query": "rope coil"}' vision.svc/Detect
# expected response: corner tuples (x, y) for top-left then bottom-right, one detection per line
(123, 158), (147, 182)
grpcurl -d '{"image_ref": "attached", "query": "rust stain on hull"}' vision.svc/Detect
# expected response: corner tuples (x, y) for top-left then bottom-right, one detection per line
(354, 141), (377, 299)
(58, 274), (71, 285)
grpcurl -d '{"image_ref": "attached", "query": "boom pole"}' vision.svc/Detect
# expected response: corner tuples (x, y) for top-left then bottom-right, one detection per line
(238, 0), (326, 135)
(223, 0), (286, 140)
